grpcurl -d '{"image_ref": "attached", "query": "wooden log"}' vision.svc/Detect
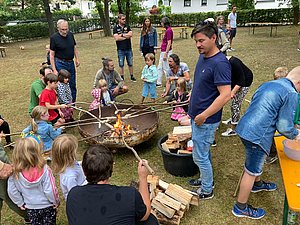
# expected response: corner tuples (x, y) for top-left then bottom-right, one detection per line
(173, 126), (192, 135)
(151, 199), (176, 219)
(177, 150), (192, 154)
(154, 210), (181, 225)
(147, 175), (159, 186)
(161, 142), (170, 152)
(173, 184), (199, 206)
(165, 184), (193, 206)
(155, 192), (182, 211)
(158, 179), (169, 190)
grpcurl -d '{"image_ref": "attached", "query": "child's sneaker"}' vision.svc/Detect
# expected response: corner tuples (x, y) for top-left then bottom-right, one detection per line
(232, 204), (265, 219)
(211, 140), (217, 147)
(221, 128), (237, 137)
(251, 181), (277, 193)
(121, 75), (124, 80)
(222, 118), (232, 125)
(130, 75), (137, 82)
(265, 155), (278, 164)
(197, 189), (214, 200)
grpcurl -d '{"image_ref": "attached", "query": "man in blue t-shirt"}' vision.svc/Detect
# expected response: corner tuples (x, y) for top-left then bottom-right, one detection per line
(188, 21), (231, 199)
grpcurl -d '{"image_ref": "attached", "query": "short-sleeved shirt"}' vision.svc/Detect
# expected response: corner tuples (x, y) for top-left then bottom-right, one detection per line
(161, 27), (173, 52)
(39, 88), (58, 121)
(188, 52), (231, 123)
(113, 24), (132, 50)
(228, 12), (237, 28)
(66, 184), (146, 225)
(229, 56), (253, 89)
(29, 79), (46, 114)
(50, 32), (76, 60)
(166, 62), (189, 78)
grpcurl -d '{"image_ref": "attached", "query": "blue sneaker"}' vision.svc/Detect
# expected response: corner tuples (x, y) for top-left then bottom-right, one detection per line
(232, 204), (265, 219)
(251, 181), (277, 193)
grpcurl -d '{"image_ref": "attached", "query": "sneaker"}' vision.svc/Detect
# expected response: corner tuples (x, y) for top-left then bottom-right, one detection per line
(297, 48), (300, 52)
(231, 48), (235, 51)
(265, 156), (278, 164)
(188, 179), (215, 188)
(232, 204), (265, 219)
(197, 189), (214, 200)
(156, 84), (162, 87)
(121, 75), (124, 80)
(211, 140), (217, 147)
(222, 118), (232, 125)
(251, 181), (277, 193)
(130, 75), (137, 82)
(227, 49), (232, 52)
(221, 128), (237, 137)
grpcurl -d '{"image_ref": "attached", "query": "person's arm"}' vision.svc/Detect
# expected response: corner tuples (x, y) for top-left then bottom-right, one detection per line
(45, 102), (67, 110)
(195, 85), (231, 126)
(138, 160), (151, 221)
(0, 138), (13, 179)
(50, 50), (57, 75)
(162, 78), (171, 97)
(163, 39), (172, 61)
(7, 176), (25, 208)
(123, 30), (132, 39)
(114, 71), (124, 88)
(74, 46), (80, 67)
(47, 125), (62, 140)
(61, 174), (79, 199)
(219, 31), (230, 52)
(227, 14), (231, 29)
(231, 85), (241, 98)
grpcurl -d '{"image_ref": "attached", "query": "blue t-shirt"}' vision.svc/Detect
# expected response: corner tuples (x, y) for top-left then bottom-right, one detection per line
(188, 52), (231, 123)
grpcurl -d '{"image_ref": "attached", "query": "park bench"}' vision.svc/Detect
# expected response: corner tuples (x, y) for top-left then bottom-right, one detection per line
(0, 46), (7, 57)
(88, 30), (104, 39)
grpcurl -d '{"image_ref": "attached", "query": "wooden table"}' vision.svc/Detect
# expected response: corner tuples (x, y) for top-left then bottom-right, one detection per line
(245, 22), (281, 37)
(158, 27), (189, 40)
(0, 46), (7, 57)
(274, 135), (300, 225)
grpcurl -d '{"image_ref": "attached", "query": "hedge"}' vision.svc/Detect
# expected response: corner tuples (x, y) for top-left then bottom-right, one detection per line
(0, 8), (294, 42)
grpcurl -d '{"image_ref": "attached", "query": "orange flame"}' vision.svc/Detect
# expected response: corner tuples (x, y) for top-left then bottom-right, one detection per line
(113, 113), (131, 136)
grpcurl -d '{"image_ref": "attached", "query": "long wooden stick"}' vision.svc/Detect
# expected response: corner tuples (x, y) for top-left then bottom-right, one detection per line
(233, 170), (244, 197)
(4, 142), (15, 148)
(3, 132), (21, 137)
(121, 131), (154, 174)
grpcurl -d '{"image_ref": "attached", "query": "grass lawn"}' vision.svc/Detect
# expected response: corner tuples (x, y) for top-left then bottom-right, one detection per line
(1, 25), (300, 225)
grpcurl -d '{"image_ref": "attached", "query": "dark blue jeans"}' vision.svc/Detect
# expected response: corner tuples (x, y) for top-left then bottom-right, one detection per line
(55, 58), (77, 102)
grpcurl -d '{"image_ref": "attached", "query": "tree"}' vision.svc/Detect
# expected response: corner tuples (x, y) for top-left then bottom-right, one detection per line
(229, 0), (254, 9)
(110, 0), (143, 24)
(95, 0), (111, 36)
(41, 0), (54, 35)
(278, 0), (299, 24)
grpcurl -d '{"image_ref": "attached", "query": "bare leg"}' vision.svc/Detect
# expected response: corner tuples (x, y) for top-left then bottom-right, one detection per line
(151, 98), (155, 103)
(129, 66), (133, 75)
(120, 67), (124, 77)
(237, 171), (257, 203)
(141, 97), (145, 104)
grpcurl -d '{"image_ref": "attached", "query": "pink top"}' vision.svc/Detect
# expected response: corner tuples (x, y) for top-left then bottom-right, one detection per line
(161, 27), (173, 52)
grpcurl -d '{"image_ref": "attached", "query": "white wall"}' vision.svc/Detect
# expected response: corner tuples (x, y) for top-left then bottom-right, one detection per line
(255, 0), (289, 9)
(171, 0), (227, 14)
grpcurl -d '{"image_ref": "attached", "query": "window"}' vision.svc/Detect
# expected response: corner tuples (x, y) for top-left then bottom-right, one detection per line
(201, 0), (207, 6)
(88, 2), (93, 10)
(184, 0), (191, 7)
(217, 0), (228, 5)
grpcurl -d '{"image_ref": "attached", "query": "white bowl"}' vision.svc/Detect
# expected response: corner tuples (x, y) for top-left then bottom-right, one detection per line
(283, 139), (300, 161)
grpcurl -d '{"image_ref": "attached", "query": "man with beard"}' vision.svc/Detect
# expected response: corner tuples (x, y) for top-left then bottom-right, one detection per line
(50, 19), (80, 102)
(187, 21), (231, 199)
(93, 58), (128, 97)
(161, 54), (192, 97)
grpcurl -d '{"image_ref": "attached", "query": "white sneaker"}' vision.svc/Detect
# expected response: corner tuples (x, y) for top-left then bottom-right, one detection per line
(222, 118), (232, 125)
(221, 128), (237, 137)
(231, 48), (235, 51)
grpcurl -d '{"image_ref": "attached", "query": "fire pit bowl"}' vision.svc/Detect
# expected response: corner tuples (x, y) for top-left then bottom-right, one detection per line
(78, 104), (159, 148)
(158, 135), (198, 177)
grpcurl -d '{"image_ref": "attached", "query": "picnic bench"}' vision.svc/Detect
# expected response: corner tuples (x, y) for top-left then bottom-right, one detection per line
(88, 30), (104, 39)
(0, 46), (7, 57)
(245, 22), (281, 37)
(158, 27), (189, 40)
(274, 135), (300, 225)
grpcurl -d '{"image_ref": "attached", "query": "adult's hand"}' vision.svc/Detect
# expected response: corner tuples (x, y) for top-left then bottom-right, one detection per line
(0, 163), (13, 179)
(113, 87), (119, 96)
(75, 59), (80, 67)
(138, 160), (150, 180)
(194, 113), (206, 126)
(163, 54), (167, 61)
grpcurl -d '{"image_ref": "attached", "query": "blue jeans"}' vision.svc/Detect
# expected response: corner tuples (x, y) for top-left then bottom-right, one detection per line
(241, 138), (267, 176)
(117, 49), (133, 68)
(55, 58), (76, 102)
(191, 119), (219, 193)
(142, 82), (156, 99)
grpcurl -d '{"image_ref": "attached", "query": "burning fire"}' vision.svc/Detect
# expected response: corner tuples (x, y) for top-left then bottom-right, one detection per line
(112, 113), (132, 137)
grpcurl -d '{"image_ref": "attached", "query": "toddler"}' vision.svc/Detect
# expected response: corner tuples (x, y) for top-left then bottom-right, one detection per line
(52, 134), (86, 200)
(165, 77), (189, 121)
(89, 79), (113, 111)
(22, 106), (62, 153)
(57, 69), (74, 122)
(8, 137), (59, 225)
(141, 53), (158, 103)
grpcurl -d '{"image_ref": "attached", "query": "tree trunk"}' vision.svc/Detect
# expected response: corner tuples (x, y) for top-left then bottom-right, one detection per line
(96, 0), (111, 37)
(292, 0), (299, 25)
(117, 0), (123, 14)
(125, 0), (130, 24)
(42, 0), (55, 36)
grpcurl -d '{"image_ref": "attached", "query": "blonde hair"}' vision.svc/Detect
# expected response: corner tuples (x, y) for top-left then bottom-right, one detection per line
(12, 137), (45, 178)
(176, 77), (187, 92)
(45, 44), (50, 49)
(30, 106), (48, 133)
(52, 134), (78, 174)
(98, 79), (107, 88)
(145, 53), (155, 63)
(274, 67), (288, 80)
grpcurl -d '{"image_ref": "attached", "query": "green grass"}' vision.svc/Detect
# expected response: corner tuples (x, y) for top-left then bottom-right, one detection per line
(1, 25), (300, 224)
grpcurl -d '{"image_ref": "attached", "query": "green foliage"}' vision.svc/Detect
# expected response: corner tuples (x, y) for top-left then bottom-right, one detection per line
(53, 8), (82, 20)
(0, 18), (101, 41)
(229, 0), (254, 10)
(110, 0), (143, 17)
(158, 5), (171, 15)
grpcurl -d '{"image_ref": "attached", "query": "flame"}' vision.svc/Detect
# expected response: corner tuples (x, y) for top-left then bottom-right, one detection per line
(112, 113), (131, 137)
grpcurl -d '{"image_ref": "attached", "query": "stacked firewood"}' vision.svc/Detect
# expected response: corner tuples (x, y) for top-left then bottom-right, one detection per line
(161, 126), (192, 154)
(147, 175), (199, 225)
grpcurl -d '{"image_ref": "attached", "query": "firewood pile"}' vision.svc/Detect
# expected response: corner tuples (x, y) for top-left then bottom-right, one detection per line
(161, 126), (193, 155)
(147, 175), (199, 225)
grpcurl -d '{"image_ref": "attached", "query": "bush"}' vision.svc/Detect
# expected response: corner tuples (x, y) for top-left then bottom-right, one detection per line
(53, 8), (83, 21)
